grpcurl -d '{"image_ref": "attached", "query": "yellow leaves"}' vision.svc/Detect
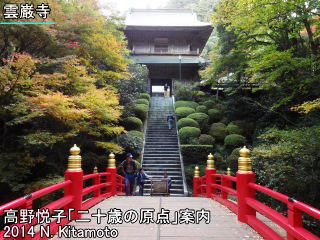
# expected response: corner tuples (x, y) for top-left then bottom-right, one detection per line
(75, 86), (123, 122)
(0, 54), (38, 100)
(94, 141), (123, 153)
(28, 92), (90, 127)
(291, 98), (320, 114)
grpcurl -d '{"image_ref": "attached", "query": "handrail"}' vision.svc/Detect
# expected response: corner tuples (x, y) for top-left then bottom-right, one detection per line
(1, 170), (125, 240)
(194, 169), (320, 240)
(172, 96), (189, 196)
(0, 180), (71, 215)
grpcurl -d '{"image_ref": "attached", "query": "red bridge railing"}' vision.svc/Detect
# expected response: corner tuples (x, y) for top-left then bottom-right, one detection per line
(0, 145), (125, 240)
(193, 147), (320, 240)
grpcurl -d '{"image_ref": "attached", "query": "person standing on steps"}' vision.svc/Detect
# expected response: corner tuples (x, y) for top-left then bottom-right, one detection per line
(121, 153), (137, 196)
(167, 113), (175, 130)
(164, 83), (168, 97)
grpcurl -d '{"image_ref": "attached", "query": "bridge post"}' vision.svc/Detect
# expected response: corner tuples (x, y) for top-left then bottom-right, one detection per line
(64, 144), (83, 220)
(193, 166), (200, 197)
(107, 153), (117, 196)
(93, 166), (101, 198)
(222, 167), (232, 200)
(206, 153), (216, 198)
(236, 146), (256, 223)
(287, 200), (302, 240)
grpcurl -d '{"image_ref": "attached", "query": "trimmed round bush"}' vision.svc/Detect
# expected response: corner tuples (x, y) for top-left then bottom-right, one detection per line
(187, 113), (209, 132)
(226, 123), (242, 135)
(194, 91), (206, 102)
(208, 109), (222, 123)
(175, 101), (199, 110)
(177, 118), (200, 130)
(129, 130), (144, 138)
(227, 148), (241, 172)
(203, 100), (218, 109)
(178, 127), (201, 144)
(123, 117), (143, 131)
(135, 98), (149, 105)
(175, 107), (195, 119)
(199, 134), (215, 145)
(224, 134), (247, 147)
(133, 104), (148, 121)
(181, 145), (214, 164)
(118, 133), (143, 157)
(139, 93), (150, 101)
(196, 105), (208, 113)
(209, 123), (227, 142)
(220, 117), (229, 125)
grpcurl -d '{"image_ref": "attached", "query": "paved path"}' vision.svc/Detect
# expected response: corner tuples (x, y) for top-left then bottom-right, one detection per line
(53, 196), (262, 240)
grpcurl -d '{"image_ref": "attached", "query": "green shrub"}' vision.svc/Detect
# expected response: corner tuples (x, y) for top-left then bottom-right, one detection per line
(133, 104), (148, 121)
(178, 127), (201, 144)
(199, 134), (215, 145)
(209, 123), (227, 141)
(203, 100), (218, 109)
(226, 123), (242, 135)
(184, 163), (206, 188)
(196, 105), (208, 113)
(224, 134), (246, 147)
(174, 81), (198, 101)
(231, 120), (255, 138)
(135, 98), (149, 105)
(117, 132), (143, 157)
(175, 101), (199, 110)
(208, 109), (222, 123)
(226, 148), (240, 172)
(139, 93), (150, 101)
(214, 152), (227, 170)
(220, 117), (229, 125)
(123, 117), (143, 131)
(129, 130), (144, 138)
(252, 127), (320, 217)
(175, 107), (195, 119)
(187, 113), (209, 132)
(177, 118), (199, 130)
(180, 145), (214, 164)
(194, 91), (206, 102)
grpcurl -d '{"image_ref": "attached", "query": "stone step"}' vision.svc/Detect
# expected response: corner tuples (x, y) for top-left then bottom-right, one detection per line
(144, 147), (179, 150)
(145, 144), (178, 147)
(142, 158), (180, 162)
(143, 168), (181, 172)
(143, 189), (185, 194)
(143, 153), (180, 157)
(142, 163), (181, 167)
(143, 183), (183, 188)
(142, 161), (180, 165)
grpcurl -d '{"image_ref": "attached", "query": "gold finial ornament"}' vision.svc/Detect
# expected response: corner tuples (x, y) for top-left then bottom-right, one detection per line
(67, 144), (82, 171)
(227, 167), (231, 176)
(206, 153), (215, 169)
(108, 152), (116, 168)
(93, 166), (98, 173)
(194, 166), (200, 177)
(238, 146), (252, 173)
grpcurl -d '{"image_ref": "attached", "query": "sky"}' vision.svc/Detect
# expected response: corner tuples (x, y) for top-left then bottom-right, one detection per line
(100, 0), (170, 16)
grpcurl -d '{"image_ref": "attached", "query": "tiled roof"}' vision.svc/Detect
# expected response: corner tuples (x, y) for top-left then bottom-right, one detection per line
(126, 9), (211, 27)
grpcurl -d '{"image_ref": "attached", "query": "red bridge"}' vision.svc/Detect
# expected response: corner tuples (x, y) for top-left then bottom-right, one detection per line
(0, 145), (319, 240)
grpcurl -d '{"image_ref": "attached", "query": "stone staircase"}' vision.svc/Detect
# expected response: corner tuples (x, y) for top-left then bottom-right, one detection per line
(142, 96), (187, 196)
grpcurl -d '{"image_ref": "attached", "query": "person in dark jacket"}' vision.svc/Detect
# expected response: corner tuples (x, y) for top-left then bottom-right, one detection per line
(167, 113), (175, 130)
(121, 153), (137, 196)
(136, 168), (150, 196)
